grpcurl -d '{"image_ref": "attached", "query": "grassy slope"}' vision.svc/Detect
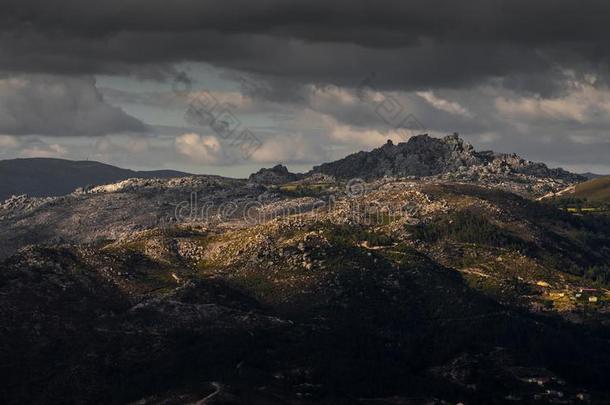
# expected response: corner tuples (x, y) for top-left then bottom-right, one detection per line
(572, 175), (610, 202)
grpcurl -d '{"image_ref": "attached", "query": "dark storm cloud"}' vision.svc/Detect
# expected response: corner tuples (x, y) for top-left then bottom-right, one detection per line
(0, 75), (146, 136)
(1, 0), (610, 93)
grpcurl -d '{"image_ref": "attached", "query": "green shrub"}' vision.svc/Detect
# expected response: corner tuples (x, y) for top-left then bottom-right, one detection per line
(407, 210), (528, 250)
(584, 265), (610, 286)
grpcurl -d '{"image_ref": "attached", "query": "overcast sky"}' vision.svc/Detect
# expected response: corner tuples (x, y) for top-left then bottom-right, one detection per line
(1, 0), (610, 176)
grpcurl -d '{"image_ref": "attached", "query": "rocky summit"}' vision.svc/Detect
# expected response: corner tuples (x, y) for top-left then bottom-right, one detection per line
(0, 137), (609, 404)
(249, 164), (302, 185)
(312, 134), (584, 191)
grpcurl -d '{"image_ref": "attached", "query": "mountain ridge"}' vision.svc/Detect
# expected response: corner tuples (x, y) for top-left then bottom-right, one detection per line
(1, 134), (588, 203)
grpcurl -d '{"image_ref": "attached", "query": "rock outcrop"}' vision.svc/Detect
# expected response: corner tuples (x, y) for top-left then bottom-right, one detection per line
(248, 164), (300, 185)
(311, 133), (585, 185)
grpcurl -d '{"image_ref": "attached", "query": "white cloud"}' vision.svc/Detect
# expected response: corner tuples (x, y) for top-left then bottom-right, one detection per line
(327, 119), (409, 149)
(175, 133), (224, 164)
(416, 91), (472, 117)
(95, 135), (151, 154)
(308, 85), (359, 106)
(188, 90), (252, 110)
(250, 134), (327, 164)
(495, 96), (587, 122)
(20, 143), (68, 158)
(493, 81), (610, 124)
(0, 135), (19, 149)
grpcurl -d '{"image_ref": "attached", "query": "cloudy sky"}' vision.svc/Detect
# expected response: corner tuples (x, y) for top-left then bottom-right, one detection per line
(1, 0), (610, 176)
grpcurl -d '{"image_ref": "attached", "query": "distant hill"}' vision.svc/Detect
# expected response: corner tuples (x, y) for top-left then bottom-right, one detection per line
(579, 172), (605, 180)
(570, 176), (610, 202)
(0, 158), (190, 201)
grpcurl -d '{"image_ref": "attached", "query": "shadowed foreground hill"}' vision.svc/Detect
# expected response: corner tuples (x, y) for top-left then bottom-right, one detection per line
(0, 158), (189, 201)
(1, 175), (610, 403)
(1, 220), (609, 404)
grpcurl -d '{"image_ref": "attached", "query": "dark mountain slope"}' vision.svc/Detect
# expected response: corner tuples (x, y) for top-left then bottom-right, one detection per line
(1, 221), (609, 404)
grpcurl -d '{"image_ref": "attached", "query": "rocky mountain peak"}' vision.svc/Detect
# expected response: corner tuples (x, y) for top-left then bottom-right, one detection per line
(310, 133), (584, 184)
(249, 164), (300, 185)
(311, 133), (482, 179)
